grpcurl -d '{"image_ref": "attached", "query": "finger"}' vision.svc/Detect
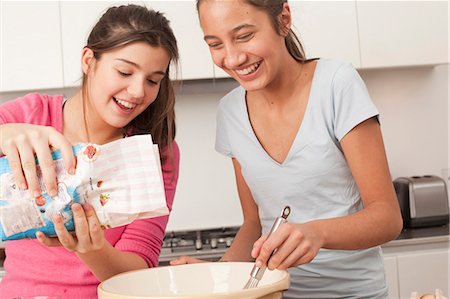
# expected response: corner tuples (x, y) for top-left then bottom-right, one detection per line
(33, 144), (57, 197)
(255, 231), (286, 268)
(251, 236), (267, 259)
(170, 256), (200, 265)
(267, 234), (302, 270)
(3, 145), (28, 190)
(47, 130), (76, 175)
(170, 257), (186, 265)
(284, 243), (315, 268)
(53, 214), (77, 251)
(36, 231), (62, 247)
(276, 244), (308, 270)
(83, 204), (104, 248)
(72, 204), (91, 247)
(169, 258), (185, 265)
(17, 142), (41, 197)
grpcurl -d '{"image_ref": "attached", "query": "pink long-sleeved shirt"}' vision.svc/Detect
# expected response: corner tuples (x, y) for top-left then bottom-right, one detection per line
(0, 93), (180, 299)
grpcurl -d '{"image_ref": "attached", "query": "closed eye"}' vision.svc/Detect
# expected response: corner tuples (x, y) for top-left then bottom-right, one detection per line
(147, 79), (157, 85)
(237, 32), (254, 41)
(208, 42), (222, 49)
(118, 70), (131, 77)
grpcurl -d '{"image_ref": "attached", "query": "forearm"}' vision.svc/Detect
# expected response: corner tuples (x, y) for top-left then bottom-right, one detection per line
(313, 200), (402, 250)
(221, 220), (261, 262)
(77, 242), (148, 281)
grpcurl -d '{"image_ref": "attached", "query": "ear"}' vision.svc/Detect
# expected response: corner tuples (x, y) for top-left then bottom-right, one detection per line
(280, 2), (292, 37)
(81, 47), (95, 75)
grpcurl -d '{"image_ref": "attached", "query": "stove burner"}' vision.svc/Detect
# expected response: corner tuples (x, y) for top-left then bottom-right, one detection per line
(162, 226), (239, 253)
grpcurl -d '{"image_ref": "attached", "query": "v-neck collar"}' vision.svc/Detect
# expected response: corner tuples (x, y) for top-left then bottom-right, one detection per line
(242, 59), (321, 167)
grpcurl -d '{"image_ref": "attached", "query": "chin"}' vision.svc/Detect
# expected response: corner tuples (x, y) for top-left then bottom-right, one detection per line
(239, 80), (266, 92)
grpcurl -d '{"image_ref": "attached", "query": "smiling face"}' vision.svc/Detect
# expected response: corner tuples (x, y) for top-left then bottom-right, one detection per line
(198, 0), (291, 91)
(82, 41), (170, 130)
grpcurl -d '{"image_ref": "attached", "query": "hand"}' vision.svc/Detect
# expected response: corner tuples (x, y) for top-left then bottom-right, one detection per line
(170, 255), (208, 265)
(36, 203), (106, 254)
(251, 222), (323, 270)
(0, 123), (75, 198)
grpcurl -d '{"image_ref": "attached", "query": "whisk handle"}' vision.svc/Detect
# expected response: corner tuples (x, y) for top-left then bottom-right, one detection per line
(251, 206), (291, 280)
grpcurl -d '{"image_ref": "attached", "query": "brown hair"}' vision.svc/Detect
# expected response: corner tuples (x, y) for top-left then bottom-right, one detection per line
(197, 0), (306, 63)
(82, 4), (179, 163)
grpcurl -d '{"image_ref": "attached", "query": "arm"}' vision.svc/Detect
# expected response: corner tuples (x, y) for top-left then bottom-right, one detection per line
(252, 117), (403, 270)
(170, 158), (262, 265)
(313, 117), (402, 249)
(220, 158), (262, 262)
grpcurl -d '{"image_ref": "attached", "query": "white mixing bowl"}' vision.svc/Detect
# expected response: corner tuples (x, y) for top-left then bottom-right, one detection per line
(98, 262), (290, 299)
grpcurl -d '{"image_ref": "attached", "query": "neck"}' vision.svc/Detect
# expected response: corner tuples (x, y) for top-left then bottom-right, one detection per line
(253, 56), (305, 109)
(63, 90), (124, 145)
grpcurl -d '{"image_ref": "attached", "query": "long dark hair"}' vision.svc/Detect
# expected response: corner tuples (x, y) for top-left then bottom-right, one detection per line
(197, 0), (306, 63)
(82, 4), (179, 163)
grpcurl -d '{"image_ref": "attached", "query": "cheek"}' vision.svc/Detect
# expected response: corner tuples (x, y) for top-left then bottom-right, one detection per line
(142, 88), (160, 108)
(210, 50), (225, 67)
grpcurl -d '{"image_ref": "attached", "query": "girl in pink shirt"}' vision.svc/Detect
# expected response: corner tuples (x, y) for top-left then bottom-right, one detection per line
(0, 5), (180, 298)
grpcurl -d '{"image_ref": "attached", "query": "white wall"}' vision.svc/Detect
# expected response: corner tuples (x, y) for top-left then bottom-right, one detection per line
(0, 64), (448, 231)
(360, 64), (449, 179)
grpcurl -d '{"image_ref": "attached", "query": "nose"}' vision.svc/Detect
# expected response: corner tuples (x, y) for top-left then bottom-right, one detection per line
(222, 45), (246, 69)
(127, 79), (145, 99)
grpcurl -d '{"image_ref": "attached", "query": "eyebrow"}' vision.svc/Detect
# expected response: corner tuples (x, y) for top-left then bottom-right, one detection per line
(204, 23), (255, 41)
(114, 58), (166, 76)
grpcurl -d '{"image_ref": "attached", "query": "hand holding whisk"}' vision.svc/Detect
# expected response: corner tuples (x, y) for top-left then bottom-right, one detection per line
(243, 206), (291, 289)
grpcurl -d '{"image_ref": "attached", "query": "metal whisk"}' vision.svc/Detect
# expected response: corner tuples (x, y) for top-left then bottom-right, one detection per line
(243, 206), (291, 289)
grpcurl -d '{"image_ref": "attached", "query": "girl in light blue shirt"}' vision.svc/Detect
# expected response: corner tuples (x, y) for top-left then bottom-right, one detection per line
(172, 1), (403, 298)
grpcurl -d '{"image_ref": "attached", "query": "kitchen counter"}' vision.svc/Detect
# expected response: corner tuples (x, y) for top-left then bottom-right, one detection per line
(158, 224), (450, 265)
(382, 224), (450, 248)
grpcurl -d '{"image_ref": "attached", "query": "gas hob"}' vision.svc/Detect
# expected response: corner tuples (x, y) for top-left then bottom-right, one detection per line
(159, 226), (239, 265)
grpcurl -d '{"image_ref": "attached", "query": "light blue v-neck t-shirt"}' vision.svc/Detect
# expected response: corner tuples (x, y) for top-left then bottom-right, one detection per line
(215, 59), (388, 299)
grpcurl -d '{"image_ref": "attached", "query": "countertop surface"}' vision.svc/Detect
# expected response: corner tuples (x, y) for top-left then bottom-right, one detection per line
(159, 224), (450, 263)
(382, 224), (449, 247)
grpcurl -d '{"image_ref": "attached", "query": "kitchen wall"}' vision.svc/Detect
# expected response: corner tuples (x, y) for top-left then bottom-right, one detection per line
(0, 64), (448, 231)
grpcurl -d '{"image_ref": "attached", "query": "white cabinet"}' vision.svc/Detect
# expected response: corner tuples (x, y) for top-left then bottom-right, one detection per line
(145, 1), (214, 81)
(60, 1), (118, 87)
(383, 256), (400, 298)
(357, 1), (449, 68)
(290, 1), (360, 68)
(382, 239), (450, 299)
(397, 249), (449, 298)
(0, 1), (63, 92)
(60, 1), (214, 87)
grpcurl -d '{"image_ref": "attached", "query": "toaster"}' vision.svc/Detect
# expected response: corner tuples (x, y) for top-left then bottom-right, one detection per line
(393, 175), (450, 228)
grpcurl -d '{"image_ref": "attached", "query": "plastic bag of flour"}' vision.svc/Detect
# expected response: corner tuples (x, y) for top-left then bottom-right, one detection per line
(0, 134), (168, 240)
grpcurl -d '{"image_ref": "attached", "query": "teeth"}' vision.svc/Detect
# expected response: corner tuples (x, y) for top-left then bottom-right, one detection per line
(236, 62), (260, 76)
(115, 98), (136, 109)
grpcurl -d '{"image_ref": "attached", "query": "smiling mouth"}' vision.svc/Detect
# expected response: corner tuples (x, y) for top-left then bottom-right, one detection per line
(113, 97), (137, 110)
(235, 61), (261, 76)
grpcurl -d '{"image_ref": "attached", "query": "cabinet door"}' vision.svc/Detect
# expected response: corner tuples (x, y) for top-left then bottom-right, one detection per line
(384, 256), (400, 299)
(397, 250), (449, 297)
(290, 1), (360, 67)
(60, 1), (134, 87)
(1, 2), (63, 92)
(357, 1), (449, 68)
(146, 1), (214, 80)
